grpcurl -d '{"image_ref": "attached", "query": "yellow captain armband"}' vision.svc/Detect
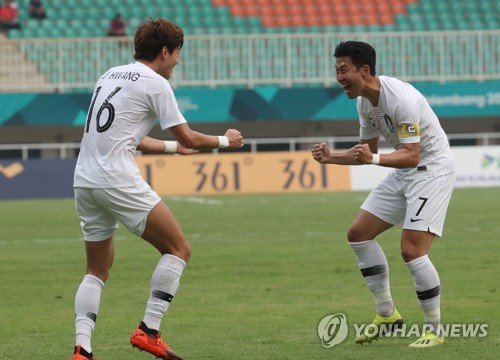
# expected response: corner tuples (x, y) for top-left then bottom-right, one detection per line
(397, 123), (420, 138)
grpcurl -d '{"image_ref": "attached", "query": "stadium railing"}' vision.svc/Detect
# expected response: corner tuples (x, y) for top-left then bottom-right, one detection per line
(2, 133), (499, 160)
(1, 30), (499, 92)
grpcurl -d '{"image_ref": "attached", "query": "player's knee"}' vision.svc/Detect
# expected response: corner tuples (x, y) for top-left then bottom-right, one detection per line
(401, 248), (421, 262)
(87, 269), (110, 283)
(86, 261), (112, 282)
(347, 226), (364, 243)
(166, 241), (191, 262)
(180, 242), (191, 262)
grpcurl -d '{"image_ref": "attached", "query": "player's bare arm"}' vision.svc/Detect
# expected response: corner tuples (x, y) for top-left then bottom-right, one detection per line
(137, 136), (198, 155)
(354, 142), (420, 168)
(170, 123), (244, 150)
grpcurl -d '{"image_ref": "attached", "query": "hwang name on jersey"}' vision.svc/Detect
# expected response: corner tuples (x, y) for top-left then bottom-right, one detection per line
(102, 71), (140, 81)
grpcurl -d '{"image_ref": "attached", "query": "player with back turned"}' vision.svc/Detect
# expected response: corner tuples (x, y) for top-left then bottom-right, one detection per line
(71, 18), (243, 360)
(312, 41), (455, 347)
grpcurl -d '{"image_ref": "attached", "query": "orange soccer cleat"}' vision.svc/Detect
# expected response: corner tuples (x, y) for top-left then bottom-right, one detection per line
(130, 322), (183, 360)
(72, 345), (96, 360)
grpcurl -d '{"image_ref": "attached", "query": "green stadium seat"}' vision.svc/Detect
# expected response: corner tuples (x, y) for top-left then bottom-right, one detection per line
(50, 28), (67, 38)
(101, 7), (118, 20)
(215, 15), (231, 28)
(217, 26), (233, 34)
(20, 28), (34, 38)
(366, 24), (382, 32)
(87, 7), (101, 19)
(25, 19), (40, 30)
(425, 21), (441, 31)
(419, 2), (434, 13)
(72, 8), (88, 20)
(231, 17), (247, 29)
(37, 28), (52, 38)
(70, 19), (84, 30)
(352, 25), (367, 32)
(63, 28), (78, 38)
(182, 0), (200, 7)
(7, 29), (22, 38)
(247, 17), (261, 27)
(396, 22), (411, 32)
(206, 27), (221, 35)
(381, 24), (396, 32)
(129, 18), (143, 30)
(50, 0), (66, 7)
(58, 8), (72, 20)
(485, 19), (498, 30)
(106, 0), (124, 9)
(306, 26), (323, 34)
(200, 16), (217, 28)
(434, 2), (450, 14)
(406, 3), (422, 15)
(452, 12), (467, 25)
(441, 19), (457, 31)
(456, 21), (471, 30)
(53, 19), (67, 30)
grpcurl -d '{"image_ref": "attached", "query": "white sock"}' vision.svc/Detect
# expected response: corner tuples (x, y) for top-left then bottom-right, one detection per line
(406, 255), (441, 334)
(143, 254), (186, 331)
(350, 240), (394, 317)
(75, 274), (104, 354)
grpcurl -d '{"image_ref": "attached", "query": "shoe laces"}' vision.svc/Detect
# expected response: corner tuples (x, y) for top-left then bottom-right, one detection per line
(153, 332), (170, 349)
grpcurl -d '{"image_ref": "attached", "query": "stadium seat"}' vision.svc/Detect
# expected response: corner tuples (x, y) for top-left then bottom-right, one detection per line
(11, 0), (497, 39)
(7, 0), (497, 92)
(7, 29), (22, 38)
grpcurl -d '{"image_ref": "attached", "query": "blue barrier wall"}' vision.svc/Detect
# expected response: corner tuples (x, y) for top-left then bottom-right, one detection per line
(0, 159), (76, 199)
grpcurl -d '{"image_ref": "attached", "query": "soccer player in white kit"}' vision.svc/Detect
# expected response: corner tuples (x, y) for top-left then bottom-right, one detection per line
(312, 41), (455, 348)
(72, 19), (243, 360)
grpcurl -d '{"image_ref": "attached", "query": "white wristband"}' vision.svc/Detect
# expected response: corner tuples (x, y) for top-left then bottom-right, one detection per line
(371, 153), (380, 165)
(163, 141), (177, 154)
(217, 136), (229, 149)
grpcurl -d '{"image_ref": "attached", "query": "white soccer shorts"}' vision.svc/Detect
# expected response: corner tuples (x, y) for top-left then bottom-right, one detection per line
(75, 182), (162, 241)
(361, 171), (456, 237)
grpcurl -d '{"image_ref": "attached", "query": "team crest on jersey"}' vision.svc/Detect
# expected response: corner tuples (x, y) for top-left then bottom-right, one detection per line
(384, 114), (396, 132)
(397, 123), (420, 138)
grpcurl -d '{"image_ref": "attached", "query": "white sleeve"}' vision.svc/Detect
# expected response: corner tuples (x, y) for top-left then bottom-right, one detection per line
(358, 101), (379, 140)
(146, 77), (187, 130)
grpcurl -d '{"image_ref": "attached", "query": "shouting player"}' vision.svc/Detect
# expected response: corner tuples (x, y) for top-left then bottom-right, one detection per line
(312, 41), (455, 348)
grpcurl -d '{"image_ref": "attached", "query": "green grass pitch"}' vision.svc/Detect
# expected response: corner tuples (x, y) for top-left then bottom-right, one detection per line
(0, 188), (498, 359)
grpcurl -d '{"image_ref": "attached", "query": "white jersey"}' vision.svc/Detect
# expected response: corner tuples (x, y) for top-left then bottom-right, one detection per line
(74, 62), (186, 188)
(357, 75), (455, 179)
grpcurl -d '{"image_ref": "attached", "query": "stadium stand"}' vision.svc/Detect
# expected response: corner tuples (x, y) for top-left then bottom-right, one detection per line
(0, 0), (499, 153)
(5, 0), (500, 39)
(0, 0), (498, 93)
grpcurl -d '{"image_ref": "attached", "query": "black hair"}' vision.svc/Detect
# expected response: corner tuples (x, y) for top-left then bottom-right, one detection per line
(334, 41), (376, 76)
